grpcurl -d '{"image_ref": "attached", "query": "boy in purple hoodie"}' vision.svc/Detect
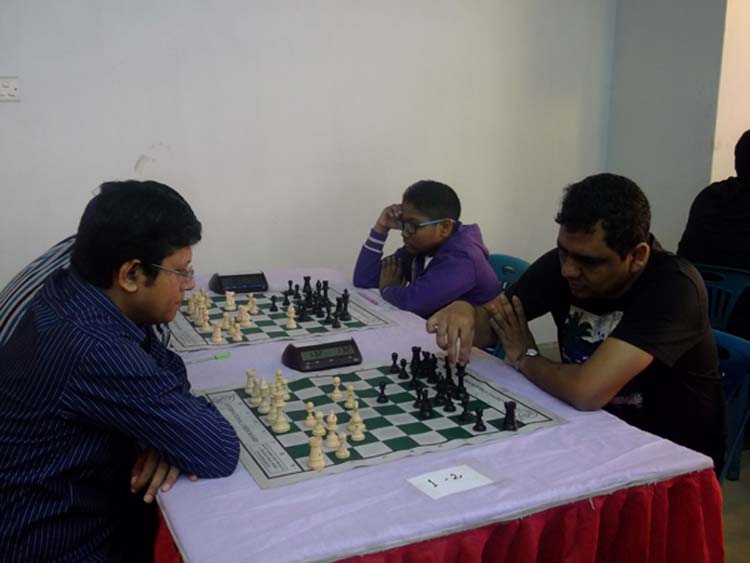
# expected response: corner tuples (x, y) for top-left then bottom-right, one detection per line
(353, 180), (500, 318)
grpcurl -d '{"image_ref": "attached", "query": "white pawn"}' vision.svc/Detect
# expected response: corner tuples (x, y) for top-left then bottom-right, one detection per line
(230, 325), (243, 342)
(347, 401), (361, 432)
(331, 376), (343, 401)
(281, 379), (290, 401)
(325, 426), (340, 448)
(224, 291), (237, 311)
(272, 398), (291, 433)
(257, 381), (271, 414)
(211, 323), (224, 344)
(312, 411), (326, 437)
(286, 305), (297, 330)
(248, 295), (259, 315)
(221, 312), (231, 330)
(308, 436), (325, 470)
(351, 422), (365, 442)
(344, 385), (356, 409)
(335, 433), (350, 459)
(249, 380), (263, 406)
(187, 297), (196, 317)
(326, 411), (338, 432)
(245, 369), (257, 395)
(304, 402), (316, 428)
(199, 312), (211, 332)
(275, 369), (284, 387)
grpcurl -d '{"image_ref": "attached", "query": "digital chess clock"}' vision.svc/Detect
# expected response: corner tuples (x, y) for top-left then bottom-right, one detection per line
(281, 338), (363, 372)
(208, 272), (269, 294)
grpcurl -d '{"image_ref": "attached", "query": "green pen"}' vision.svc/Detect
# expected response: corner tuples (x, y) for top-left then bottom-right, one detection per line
(184, 351), (231, 365)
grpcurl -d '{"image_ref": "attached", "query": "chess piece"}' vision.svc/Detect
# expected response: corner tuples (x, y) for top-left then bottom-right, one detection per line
(257, 381), (271, 414)
(230, 325), (243, 342)
(211, 323), (223, 344)
(312, 411), (326, 437)
(503, 401), (518, 431)
(473, 408), (487, 432)
(347, 401), (362, 432)
(443, 394), (457, 412)
(376, 381), (388, 403)
(307, 436), (325, 470)
(410, 346), (421, 374)
(285, 280), (294, 296)
(459, 396), (473, 422)
(418, 390), (434, 420)
(390, 352), (399, 374)
(335, 433), (350, 459)
(199, 311), (211, 331)
(272, 398), (291, 433)
(398, 358), (409, 380)
(224, 291), (237, 311)
(248, 295), (259, 315)
(244, 369), (257, 395)
(269, 295), (278, 312)
(221, 312), (231, 330)
(350, 422), (365, 442)
(249, 379), (263, 406)
(282, 292), (290, 307)
(331, 376), (343, 401)
(325, 426), (340, 448)
(326, 411), (338, 432)
(331, 312), (341, 329)
(304, 402), (316, 428)
(286, 305), (297, 329)
(344, 385), (356, 409)
(281, 378), (290, 401)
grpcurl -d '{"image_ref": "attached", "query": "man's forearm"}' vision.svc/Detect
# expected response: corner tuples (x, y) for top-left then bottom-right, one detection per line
(473, 304), (497, 348)
(516, 355), (600, 411)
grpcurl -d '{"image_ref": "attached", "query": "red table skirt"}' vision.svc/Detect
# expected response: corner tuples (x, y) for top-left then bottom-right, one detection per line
(156, 468), (723, 563)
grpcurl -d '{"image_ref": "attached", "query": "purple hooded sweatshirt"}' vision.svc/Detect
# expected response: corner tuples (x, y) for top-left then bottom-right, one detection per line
(353, 223), (501, 318)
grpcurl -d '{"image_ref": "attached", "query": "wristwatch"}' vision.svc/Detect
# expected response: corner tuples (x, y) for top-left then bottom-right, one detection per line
(514, 348), (539, 371)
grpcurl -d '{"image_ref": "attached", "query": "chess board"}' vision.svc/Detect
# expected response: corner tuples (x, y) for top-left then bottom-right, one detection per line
(201, 360), (565, 489)
(168, 287), (392, 352)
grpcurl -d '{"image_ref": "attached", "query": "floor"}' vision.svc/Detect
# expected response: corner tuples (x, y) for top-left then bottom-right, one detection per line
(723, 449), (750, 563)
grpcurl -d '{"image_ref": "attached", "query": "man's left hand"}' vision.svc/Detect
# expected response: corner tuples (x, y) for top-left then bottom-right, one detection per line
(131, 448), (197, 503)
(379, 255), (405, 289)
(486, 294), (537, 366)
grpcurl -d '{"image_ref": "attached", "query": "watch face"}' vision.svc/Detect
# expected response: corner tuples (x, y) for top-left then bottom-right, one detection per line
(525, 348), (539, 357)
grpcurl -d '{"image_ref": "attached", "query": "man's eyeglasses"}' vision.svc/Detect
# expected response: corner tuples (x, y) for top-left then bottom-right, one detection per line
(151, 264), (195, 281)
(400, 218), (455, 236)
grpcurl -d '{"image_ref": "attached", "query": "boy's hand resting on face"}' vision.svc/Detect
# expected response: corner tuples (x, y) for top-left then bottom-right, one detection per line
(379, 255), (405, 289)
(374, 204), (402, 234)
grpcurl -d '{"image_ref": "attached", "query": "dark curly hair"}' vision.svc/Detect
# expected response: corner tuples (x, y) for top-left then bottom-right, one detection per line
(402, 180), (461, 221)
(555, 173), (651, 258)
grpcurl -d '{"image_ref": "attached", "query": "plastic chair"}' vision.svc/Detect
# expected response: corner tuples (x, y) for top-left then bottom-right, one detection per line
(695, 264), (750, 331)
(714, 329), (750, 482)
(488, 254), (530, 291)
(487, 254), (530, 358)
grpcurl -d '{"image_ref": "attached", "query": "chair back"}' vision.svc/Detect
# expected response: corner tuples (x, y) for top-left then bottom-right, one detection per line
(488, 254), (530, 291)
(696, 264), (750, 331)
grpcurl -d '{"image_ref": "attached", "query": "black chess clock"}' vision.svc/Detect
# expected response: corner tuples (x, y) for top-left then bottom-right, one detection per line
(208, 272), (269, 294)
(282, 338), (363, 372)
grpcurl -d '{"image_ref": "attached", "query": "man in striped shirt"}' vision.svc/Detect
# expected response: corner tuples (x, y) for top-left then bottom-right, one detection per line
(0, 181), (240, 562)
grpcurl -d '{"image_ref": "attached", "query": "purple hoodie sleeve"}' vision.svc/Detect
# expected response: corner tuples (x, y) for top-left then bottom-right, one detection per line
(353, 229), (388, 288)
(380, 251), (477, 317)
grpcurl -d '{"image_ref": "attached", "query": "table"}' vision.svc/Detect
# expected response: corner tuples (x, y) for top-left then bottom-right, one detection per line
(157, 269), (724, 562)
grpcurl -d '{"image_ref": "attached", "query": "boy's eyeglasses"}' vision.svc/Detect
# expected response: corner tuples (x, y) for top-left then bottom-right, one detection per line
(400, 218), (455, 235)
(151, 264), (195, 281)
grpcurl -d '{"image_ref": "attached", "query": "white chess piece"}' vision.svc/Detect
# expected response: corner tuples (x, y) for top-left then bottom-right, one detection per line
(231, 325), (243, 342)
(335, 433), (350, 459)
(238, 306), (252, 328)
(351, 422), (365, 442)
(325, 426), (340, 448)
(187, 298), (196, 317)
(257, 381), (271, 414)
(248, 295), (259, 315)
(286, 305), (297, 330)
(211, 323), (224, 344)
(331, 376), (343, 401)
(312, 411), (326, 437)
(344, 385), (356, 409)
(221, 312), (231, 330)
(304, 402), (316, 428)
(199, 312), (211, 331)
(272, 396), (291, 433)
(245, 369), (257, 395)
(308, 436), (325, 470)
(347, 401), (361, 432)
(281, 379), (290, 401)
(224, 291), (237, 311)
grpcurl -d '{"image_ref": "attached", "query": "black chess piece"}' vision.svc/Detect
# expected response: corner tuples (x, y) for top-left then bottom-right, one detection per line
(285, 280), (294, 296)
(459, 396), (473, 422)
(409, 367), (419, 390)
(321, 304), (332, 325)
(418, 390), (433, 420)
(322, 280), (329, 301)
(390, 352), (399, 373)
(316, 280), (322, 293)
(398, 358), (409, 379)
(331, 312), (341, 329)
(303, 276), (312, 294)
(377, 381), (388, 403)
(298, 303), (310, 322)
(443, 394), (456, 412)
(453, 366), (467, 400)
(269, 295), (278, 312)
(340, 298), (351, 322)
(293, 284), (301, 300)
(419, 351), (431, 378)
(427, 355), (440, 384)
(473, 408), (486, 432)
(503, 401), (518, 431)
(413, 390), (423, 409)
(410, 346), (421, 374)
(282, 292), (290, 307)
(314, 298), (325, 318)
(434, 378), (447, 406)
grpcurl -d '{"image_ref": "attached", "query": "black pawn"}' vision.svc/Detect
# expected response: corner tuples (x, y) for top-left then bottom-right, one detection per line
(340, 293), (352, 321)
(473, 409), (486, 432)
(286, 280), (294, 296)
(398, 358), (409, 380)
(459, 396), (473, 422)
(427, 355), (440, 384)
(377, 382), (388, 403)
(418, 390), (433, 420)
(443, 394), (456, 412)
(294, 284), (301, 300)
(390, 352), (399, 373)
(503, 401), (518, 431)
(321, 304), (332, 325)
(282, 292), (290, 307)
(413, 390), (423, 409)
(331, 312), (341, 329)
(298, 304), (310, 322)
(269, 295), (278, 312)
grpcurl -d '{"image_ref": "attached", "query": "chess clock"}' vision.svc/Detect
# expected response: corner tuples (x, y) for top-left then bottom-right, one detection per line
(282, 338), (363, 372)
(208, 272), (269, 294)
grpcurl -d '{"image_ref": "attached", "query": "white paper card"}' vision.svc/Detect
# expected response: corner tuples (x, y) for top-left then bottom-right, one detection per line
(408, 464), (492, 499)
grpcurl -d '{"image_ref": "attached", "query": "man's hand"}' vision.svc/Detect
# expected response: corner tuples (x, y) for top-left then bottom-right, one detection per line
(130, 448), (197, 504)
(374, 204), (402, 234)
(426, 301), (476, 367)
(486, 294), (537, 367)
(379, 255), (405, 289)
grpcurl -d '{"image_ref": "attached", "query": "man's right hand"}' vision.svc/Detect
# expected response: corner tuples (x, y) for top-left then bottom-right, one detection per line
(426, 301), (476, 367)
(374, 204), (402, 234)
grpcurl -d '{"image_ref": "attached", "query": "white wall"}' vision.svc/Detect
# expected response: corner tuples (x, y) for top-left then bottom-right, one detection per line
(606, 0), (727, 252)
(712, 0), (750, 181)
(1, 0), (615, 300)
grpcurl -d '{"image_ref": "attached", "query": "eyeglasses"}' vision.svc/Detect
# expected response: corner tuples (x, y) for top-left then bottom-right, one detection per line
(150, 264), (195, 281)
(400, 218), (455, 236)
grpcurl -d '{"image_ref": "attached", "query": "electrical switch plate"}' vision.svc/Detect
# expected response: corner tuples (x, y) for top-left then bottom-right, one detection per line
(0, 77), (20, 102)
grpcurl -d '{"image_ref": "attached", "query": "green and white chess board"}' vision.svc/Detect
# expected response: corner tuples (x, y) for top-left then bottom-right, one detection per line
(169, 286), (392, 352)
(202, 360), (565, 489)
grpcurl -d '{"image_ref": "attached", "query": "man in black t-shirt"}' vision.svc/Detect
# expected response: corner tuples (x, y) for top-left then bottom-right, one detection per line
(427, 174), (726, 472)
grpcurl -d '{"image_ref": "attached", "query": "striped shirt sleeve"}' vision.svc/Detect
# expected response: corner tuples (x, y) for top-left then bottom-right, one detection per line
(353, 229), (388, 288)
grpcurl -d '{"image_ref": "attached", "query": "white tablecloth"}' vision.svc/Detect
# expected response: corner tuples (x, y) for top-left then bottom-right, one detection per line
(159, 269), (712, 562)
